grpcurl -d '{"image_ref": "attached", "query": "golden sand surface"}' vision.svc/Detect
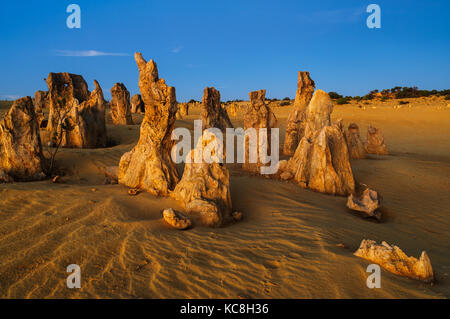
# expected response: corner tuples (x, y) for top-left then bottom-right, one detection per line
(0, 96), (449, 298)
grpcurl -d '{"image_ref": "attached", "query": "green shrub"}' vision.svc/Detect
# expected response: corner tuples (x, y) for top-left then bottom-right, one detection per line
(328, 92), (343, 99)
(279, 101), (290, 106)
(445, 95), (450, 100)
(336, 97), (352, 105)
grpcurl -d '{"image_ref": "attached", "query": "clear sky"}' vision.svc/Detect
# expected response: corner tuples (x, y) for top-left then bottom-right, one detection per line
(1, 0), (449, 101)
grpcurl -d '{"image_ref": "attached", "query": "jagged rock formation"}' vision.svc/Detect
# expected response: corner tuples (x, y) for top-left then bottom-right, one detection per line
(242, 89), (278, 174)
(118, 53), (179, 196)
(365, 125), (388, 155)
(46, 72), (90, 132)
(200, 87), (233, 131)
(46, 73), (107, 148)
(179, 102), (189, 117)
(347, 188), (381, 220)
(345, 123), (366, 159)
(33, 90), (49, 112)
(228, 103), (237, 117)
(33, 90), (48, 128)
(111, 83), (133, 125)
(131, 94), (145, 114)
(282, 123), (355, 196)
(283, 71), (315, 155)
(303, 89), (333, 138)
(60, 81), (107, 148)
(172, 131), (234, 227)
(163, 208), (192, 230)
(172, 87), (236, 227)
(354, 240), (434, 282)
(0, 97), (46, 181)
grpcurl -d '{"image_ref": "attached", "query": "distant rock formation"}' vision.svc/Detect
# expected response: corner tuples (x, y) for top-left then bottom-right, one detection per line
(365, 125), (388, 155)
(179, 102), (189, 117)
(347, 188), (381, 220)
(242, 89), (278, 174)
(118, 53), (179, 196)
(0, 97), (46, 181)
(200, 87), (233, 131)
(354, 240), (434, 282)
(46, 73), (107, 148)
(228, 103), (237, 117)
(163, 208), (192, 230)
(172, 87), (237, 227)
(131, 94), (145, 114)
(283, 71), (315, 155)
(282, 123), (355, 196)
(345, 123), (366, 159)
(110, 83), (133, 125)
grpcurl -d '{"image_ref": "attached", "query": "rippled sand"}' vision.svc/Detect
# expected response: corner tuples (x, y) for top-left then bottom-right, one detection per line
(0, 97), (449, 298)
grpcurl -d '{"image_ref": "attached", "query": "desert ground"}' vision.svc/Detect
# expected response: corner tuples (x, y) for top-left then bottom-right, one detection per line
(0, 96), (449, 298)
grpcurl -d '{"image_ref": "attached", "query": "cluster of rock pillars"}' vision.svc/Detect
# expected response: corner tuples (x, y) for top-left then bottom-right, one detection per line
(0, 53), (433, 283)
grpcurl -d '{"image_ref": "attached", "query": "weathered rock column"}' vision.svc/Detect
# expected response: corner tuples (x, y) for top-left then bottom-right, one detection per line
(345, 123), (366, 159)
(172, 87), (236, 227)
(46, 73), (107, 148)
(242, 89), (278, 174)
(365, 125), (388, 155)
(111, 83), (133, 125)
(283, 123), (355, 196)
(131, 94), (145, 113)
(0, 97), (46, 181)
(283, 71), (315, 155)
(118, 53), (179, 196)
(200, 87), (233, 131)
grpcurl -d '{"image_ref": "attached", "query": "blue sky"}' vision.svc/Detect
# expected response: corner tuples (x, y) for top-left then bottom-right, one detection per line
(0, 0), (449, 101)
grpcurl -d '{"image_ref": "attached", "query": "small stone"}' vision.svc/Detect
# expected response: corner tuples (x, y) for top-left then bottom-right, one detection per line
(128, 188), (140, 196)
(347, 188), (382, 220)
(232, 211), (243, 222)
(162, 208), (192, 230)
(52, 176), (62, 183)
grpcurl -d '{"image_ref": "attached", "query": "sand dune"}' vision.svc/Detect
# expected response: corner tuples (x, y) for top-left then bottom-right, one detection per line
(0, 98), (449, 298)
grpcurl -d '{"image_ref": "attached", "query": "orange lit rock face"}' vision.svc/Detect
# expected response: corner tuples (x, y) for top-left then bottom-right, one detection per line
(172, 87), (235, 228)
(242, 89), (278, 174)
(131, 94), (145, 114)
(0, 97), (46, 181)
(345, 123), (366, 159)
(354, 240), (434, 282)
(110, 83), (133, 125)
(347, 188), (381, 220)
(285, 123), (355, 196)
(46, 73), (107, 148)
(283, 71), (315, 156)
(200, 87), (233, 131)
(365, 125), (388, 155)
(118, 53), (179, 196)
(163, 208), (192, 230)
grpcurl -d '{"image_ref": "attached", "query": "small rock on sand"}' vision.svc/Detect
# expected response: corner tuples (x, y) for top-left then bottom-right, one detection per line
(354, 239), (434, 282)
(347, 188), (382, 220)
(163, 208), (192, 230)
